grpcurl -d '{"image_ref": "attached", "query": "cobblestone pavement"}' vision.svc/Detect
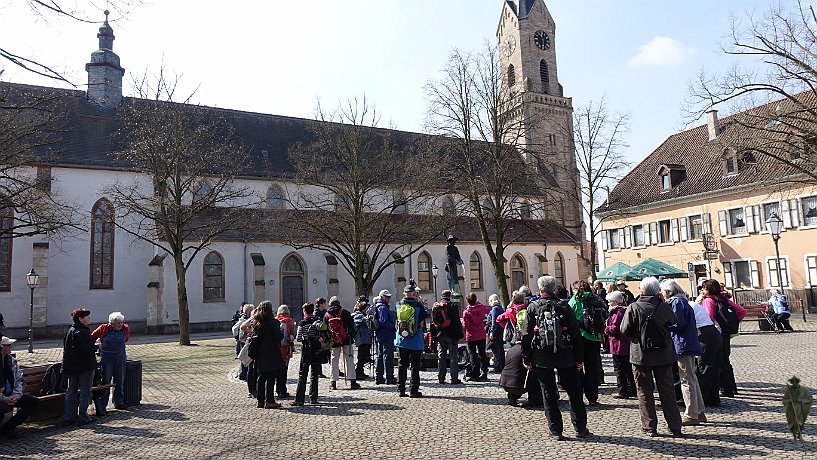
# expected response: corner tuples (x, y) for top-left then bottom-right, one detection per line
(1, 322), (816, 459)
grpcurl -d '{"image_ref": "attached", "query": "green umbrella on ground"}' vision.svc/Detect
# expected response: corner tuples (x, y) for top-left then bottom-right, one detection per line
(596, 262), (632, 281)
(624, 258), (688, 280)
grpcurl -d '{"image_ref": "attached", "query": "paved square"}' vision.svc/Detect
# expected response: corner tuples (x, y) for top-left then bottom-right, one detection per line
(2, 322), (816, 459)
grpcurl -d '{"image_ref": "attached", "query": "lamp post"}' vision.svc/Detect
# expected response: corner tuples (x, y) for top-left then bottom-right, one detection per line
(432, 264), (439, 302)
(25, 268), (40, 353)
(766, 212), (785, 294)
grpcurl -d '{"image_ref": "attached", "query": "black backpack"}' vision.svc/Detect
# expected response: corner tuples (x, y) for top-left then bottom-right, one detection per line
(530, 300), (566, 353)
(580, 297), (607, 335)
(638, 309), (667, 351)
(366, 305), (381, 332)
(716, 300), (740, 335)
(40, 362), (68, 395)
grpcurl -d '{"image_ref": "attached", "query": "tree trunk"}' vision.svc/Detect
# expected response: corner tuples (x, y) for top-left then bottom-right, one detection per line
(492, 248), (511, 306)
(175, 255), (191, 346)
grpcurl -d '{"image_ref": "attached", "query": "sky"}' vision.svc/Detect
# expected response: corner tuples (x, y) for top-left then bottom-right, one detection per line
(0, 0), (792, 166)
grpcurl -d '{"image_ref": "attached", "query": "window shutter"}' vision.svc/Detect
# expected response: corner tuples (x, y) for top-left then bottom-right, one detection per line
(745, 206), (756, 233)
(751, 260), (760, 288)
(601, 230), (608, 251)
(670, 218), (679, 242)
(644, 225), (651, 246)
(649, 223), (658, 245)
(752, 205), (761, 232)
(702, 213), (712, 234)
(791, 198), (801, 227)
(619, 229), (626, 249)
(782, 200), (792, 228)
(623, 226), (631, 248)
(679, 217), (688, 241)
(767, 259), (777, 287)
(723, 262), (734, 289)
(718, 210), (728, 236)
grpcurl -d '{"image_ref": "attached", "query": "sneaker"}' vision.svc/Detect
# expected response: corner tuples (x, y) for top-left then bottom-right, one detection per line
(350, 382), (362, 390)
(575, 429), (593, 439)
(386, 378), (398, 385)
(247, 393), (255, 398)
(309, 400), (319, 405)
(375, 379), (386, 385)
(409, 392), (423, 398)
(550, 433), (566, 441)
(277, 393), (291, 399)
(644, 429), (659, 438)
(681, 417), (699, 426)
(257, 401), (264, 408)
(264, 402), (282, 409)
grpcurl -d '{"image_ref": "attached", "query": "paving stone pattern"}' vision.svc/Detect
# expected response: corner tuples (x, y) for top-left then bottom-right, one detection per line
(1, 323), (816, 459)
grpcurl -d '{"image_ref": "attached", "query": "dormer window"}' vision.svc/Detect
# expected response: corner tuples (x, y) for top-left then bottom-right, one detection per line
(724, 155), (737, 175)
(657, 164), (686, 191)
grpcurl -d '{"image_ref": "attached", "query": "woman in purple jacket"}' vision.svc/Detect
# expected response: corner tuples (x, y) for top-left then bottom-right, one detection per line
(604, 291), (635, 398)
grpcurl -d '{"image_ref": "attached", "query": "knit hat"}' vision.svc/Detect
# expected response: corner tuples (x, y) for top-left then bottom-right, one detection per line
(277, 305), (290, 316)
(329, 297), (341, 307)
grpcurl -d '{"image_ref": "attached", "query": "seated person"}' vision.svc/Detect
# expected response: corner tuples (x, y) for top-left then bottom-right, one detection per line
(0, 336), (39, 439)
(762, 289), (794, 332)
(498, 343), (543, 407)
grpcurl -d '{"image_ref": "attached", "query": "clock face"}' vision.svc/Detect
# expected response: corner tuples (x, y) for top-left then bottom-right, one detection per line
(503, 35), (517, 57)
(534, 30), (550, 50)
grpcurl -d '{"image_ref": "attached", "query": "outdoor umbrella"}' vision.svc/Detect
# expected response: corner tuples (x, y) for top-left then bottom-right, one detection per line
(624, 258), (687, 280)
(596, 262), (632, 281)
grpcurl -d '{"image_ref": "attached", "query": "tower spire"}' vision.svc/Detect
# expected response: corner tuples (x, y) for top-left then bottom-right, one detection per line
(86, 9), (124, 110)
(98, 10), (114, 50)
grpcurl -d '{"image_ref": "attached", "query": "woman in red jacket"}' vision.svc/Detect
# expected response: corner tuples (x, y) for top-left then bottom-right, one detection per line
(699, 279), (746, 398)
(462, 292), (492, 381)
(91, 312), (130, 413)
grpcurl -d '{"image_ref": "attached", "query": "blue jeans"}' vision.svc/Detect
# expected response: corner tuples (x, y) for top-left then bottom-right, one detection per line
(63, 369), (95, 422)
(375, 339), (394, 380)
(97, 351), (127, 408)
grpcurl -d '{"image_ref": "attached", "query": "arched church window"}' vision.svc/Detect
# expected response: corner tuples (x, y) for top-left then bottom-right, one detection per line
(203, 251), (225, 301)
(266, 185), (285, 209)
(0, 201), (12, 292)
(554, 252), (565, 287)
(90, 198), (115, 289)
(508, 64), (516, 87)
(540, 60), (550, 94)
(510, 253), (527, 290)
(470, 251), (482, 290)
(418, 251), (432, 291)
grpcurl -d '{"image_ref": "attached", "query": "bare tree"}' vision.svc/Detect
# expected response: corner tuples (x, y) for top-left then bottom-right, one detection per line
(686, 0), (817, 183)
(1, 1), (139, 85)
(571, 98), (630, 278)
(0, 83), (83, 239)
(425, 45), (551, 305)
(105, 71), (255, 345)
(283, 97), (447, 296)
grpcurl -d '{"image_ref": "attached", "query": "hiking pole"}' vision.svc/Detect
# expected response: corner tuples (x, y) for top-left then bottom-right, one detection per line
(343, 343), (349, 387)
(524, 368), (530, 388)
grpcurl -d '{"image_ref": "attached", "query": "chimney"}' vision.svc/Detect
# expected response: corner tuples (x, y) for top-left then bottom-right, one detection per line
(85, 10), (124, 110)
(706, 109), (719, 141)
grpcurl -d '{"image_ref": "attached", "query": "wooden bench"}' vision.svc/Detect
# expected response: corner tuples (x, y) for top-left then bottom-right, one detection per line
(740, 303), (773, 331)
(20, 364), (113, 421)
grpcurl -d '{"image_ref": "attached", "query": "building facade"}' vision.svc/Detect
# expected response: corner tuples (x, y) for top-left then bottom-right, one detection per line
(0, 2), (586, 336)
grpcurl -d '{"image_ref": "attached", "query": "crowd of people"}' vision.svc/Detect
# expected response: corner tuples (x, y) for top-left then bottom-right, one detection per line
(233, 273), (761, 439)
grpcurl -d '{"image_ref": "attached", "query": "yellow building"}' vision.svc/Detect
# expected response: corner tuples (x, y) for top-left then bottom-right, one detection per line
(598, 102), (817, 310)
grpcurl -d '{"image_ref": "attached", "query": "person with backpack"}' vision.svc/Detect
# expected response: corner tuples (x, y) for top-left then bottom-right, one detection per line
(699, 279), (746, 398)
(496, 292), (526, 346)
(430, 290), (463, 385)
(90, 311), (130, 414)
(762, 288), (794, 332)
(521, 276), (590, 440)
(371, 290), (397, 385)
(690, 297), (722, 408)
(292, 303), (324, 406)
(395, 281), (429, 397)
(0, 336), (39, 439)
(462, 292), (491, 382)
(486, 294), (505, 373)
(604, 291), (635, 399)
(276, 305), (296, 399)
(621, 277), (682, 438)
(660, 279), (707, 426)
(568, 280), (606, 406)
(62, 308), (98, 426)
(249, 301), (286, 409)
(352, 296), (372, 381)
(324, 297), (361, 390)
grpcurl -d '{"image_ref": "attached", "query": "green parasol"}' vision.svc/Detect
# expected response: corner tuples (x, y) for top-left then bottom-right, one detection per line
(623, 258), (688, 280)
(596, 262), (632, 281)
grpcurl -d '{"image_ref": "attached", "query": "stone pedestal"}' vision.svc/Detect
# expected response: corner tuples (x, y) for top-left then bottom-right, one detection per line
(146, 254), (166, 331)
(31, 242), (49, 329)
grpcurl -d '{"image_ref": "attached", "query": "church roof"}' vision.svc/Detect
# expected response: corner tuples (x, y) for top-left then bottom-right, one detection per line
(506, 0), (534, 19)
(598, 93), (815, 214)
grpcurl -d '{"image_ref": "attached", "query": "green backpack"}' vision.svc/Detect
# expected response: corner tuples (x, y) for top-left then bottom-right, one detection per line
(397, 302), (418, 338)
(514, 309), (528, 342)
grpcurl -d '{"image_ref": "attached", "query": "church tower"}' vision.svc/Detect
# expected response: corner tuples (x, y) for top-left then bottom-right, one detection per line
(86, 10), (124, 110)
(497, 0), (583, 237)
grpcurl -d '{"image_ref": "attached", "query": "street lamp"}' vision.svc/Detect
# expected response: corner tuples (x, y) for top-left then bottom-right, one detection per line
(766, 213), (785, 293)
(25, 268), (40, 353)
(432, 264), (439, 302)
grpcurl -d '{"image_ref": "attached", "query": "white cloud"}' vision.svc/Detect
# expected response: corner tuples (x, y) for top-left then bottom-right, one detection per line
(628, 36), (695, 68)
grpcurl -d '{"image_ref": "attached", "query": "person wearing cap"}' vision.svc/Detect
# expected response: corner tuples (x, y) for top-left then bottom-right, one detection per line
(616, 281), (636, 305)
(276, 305), (296, 398)
(372, 289), (397, 384)
(395, 281), (429, 397)
(352, 296), (372, 380)
(62, 308), (98, 426)
(0, 336), (39, 439)
(432, 289), (464, 384)
(324, 297), (360, 390)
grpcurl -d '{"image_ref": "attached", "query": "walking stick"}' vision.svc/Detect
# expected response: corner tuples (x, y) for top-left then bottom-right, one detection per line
(524, 368), (530, 388)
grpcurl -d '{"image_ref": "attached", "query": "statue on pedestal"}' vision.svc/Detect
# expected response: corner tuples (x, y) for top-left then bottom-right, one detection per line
(445, 235), (464, 295)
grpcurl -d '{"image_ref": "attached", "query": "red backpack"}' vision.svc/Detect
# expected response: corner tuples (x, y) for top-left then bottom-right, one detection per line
(327, 310), (348, 344)
(431, 302), (451, 329)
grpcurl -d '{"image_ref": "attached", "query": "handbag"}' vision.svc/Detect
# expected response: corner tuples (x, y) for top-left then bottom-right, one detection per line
(245, 336), (261, 363)
(238, 338), (253, 365)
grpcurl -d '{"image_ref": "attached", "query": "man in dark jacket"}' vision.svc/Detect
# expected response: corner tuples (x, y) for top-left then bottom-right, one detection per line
(621, 276), (682, 438)
(372, 290), (397, 385)
(431, 290), (464, 384)
(522, 276), (590, 441)
(292, 303), (322, 406)
(324, 297), (361, 390)
(617, 280), (636, 305)
(0, 336), (39, 439)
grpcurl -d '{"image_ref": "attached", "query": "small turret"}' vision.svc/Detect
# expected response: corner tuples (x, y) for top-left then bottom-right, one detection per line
(86, 10), (124, 110)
